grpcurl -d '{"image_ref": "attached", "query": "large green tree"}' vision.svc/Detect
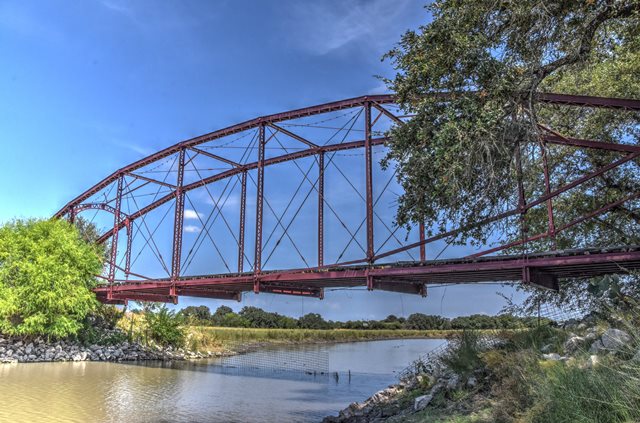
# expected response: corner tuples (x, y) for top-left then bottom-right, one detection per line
(384, 1), (640, 311)
(0, 219), (103, 338)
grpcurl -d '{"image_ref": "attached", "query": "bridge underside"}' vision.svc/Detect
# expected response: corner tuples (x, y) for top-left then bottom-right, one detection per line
(96, 246), (640, 305)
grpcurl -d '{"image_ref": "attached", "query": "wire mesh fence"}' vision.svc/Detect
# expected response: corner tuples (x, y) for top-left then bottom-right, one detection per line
(214, 345), (330, 378)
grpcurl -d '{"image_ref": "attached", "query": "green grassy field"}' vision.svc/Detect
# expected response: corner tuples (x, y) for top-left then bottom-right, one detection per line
(186, 326), (457, 352)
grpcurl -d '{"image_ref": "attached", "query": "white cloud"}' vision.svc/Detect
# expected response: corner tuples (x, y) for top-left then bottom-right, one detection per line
(184, 225), (201, 233)
(184, 209), (202, 220)
(285, 0), (418, 55)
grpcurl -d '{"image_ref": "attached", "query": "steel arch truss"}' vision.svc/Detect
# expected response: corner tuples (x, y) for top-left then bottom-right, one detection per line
(55, 93), (640, 305)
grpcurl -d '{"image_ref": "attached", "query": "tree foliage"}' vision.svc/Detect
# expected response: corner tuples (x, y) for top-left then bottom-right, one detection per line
(0, 219), (103, 338)
(384, 0), (640, 310)
(145, 305), (185, 348)
(384, 0), (639, 238)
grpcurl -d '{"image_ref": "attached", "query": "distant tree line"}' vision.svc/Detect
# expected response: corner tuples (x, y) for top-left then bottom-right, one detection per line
(178, 305), (544, 330)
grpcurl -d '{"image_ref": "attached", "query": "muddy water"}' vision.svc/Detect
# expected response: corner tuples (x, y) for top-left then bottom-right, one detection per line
(0, 338), (445, 423)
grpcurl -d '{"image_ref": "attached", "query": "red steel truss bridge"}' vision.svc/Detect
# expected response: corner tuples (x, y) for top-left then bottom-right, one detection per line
(55, 93), (640, 305)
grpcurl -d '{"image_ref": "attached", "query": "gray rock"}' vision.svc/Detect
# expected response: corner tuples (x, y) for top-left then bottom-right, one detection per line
(414, 394), (434, 411)
(589, 340), (605, 354)
(542, 353), (563, 361)
(564, 335), (584, 354)
(601, 329), (632, 351)
(446, 374), (460, 390)
(466, 376), (477, 388)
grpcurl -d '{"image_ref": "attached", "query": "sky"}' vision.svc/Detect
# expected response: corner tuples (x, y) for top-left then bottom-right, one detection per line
(0, 0), (528, 320)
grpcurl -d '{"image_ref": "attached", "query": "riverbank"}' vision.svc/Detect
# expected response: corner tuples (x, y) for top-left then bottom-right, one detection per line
(324, 317), (640, 422)
(0, 333), (220, 364)
(185, 326), (461, 355)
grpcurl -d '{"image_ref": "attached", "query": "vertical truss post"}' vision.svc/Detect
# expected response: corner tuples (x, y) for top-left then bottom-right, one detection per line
(318, 152), (325, 267)
(124, 219), (132, 280)
(68, 208), (76, 224)
(171, 148), (186, 281)
(254, 124), (266, 275)
(540, 142), (557, 248)
(108, 175), (124, 286)
(238, 171), (247, 273)
(364, 102), (374, 263)
(419, 221), (426, 261)
(515, 143), (527, 254)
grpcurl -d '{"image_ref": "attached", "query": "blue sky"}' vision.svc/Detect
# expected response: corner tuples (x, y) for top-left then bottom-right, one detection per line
(0, 0), (527, 319)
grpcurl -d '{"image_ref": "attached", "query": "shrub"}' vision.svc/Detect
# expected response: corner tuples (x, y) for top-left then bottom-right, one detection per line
(442, 330), (483, 377)
(529, 360), (640, 423)
(145, 306), (185, 348)
(0, 218), (103, 339)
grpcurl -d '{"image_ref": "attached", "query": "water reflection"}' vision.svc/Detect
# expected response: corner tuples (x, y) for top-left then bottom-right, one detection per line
(0, 338), (445, 423)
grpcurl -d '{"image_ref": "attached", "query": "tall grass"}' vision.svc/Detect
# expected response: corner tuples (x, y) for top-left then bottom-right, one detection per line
(481, 317), (640, 423)
(187, 326), (454, 352)
(531, 360), (640, 423)
(441, 330), (483, 377)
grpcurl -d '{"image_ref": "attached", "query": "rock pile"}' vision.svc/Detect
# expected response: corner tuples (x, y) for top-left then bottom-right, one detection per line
(0, 336), (220, 364)
(323, 367), (469, 423)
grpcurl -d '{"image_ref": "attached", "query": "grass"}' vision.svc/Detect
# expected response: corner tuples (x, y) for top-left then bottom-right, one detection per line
(186, 326), (456, 352)
(530, 359), (640, 423)
(392, 318), (640, 423)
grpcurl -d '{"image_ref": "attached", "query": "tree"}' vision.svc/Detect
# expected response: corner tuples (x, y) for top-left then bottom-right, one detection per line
(0, 219), (103, 338)
(212, 305), (233, 325)
(404, 313), (450, 330)
(384, 1), (640, 310)
(298, 313), (329, 329)
(219, 312), (249, 328)
(145, 305), (185, 348)
(180, 305), (211, 323)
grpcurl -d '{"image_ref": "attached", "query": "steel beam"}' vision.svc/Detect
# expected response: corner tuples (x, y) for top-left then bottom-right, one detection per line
(238, 171), (247, 273)
(55, 92), (640, 220)
(94, 137), (388, 244)
(171, 149), (186, 280)
(108, 175), (123, 284)
(318, 152), (324, 267)
(254, 124), (265, 274)
(364, 103), (374, 262)
(419, 222), (426, 261)
(124, 220), (132, 279)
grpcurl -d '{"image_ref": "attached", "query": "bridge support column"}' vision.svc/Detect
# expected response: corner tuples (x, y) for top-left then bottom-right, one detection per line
(366, 274), (374, 291)
(68, 207), (76, 225)
(108, 175), (124, 285)
(419, 222), (426, 261)
(540, 141), (557, 249)
(238, 171), (247, 273)
(171, 149), (186, 283)
(364, 102), (374, 263)
(254, 124), (265, 275)
(124, 219), (132, 280)
(318, 152), (324, 267)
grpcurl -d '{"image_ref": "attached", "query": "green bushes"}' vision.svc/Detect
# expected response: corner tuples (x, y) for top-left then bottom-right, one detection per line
(442, 330), (483, 377)
(0, 218), (103, 339)
(145, 306), (185, 348)
(531, 361), (640, 423)
(477, 325), (640, 423)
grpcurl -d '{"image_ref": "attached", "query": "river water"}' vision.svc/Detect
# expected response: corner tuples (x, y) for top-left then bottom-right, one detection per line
(0, 338), (445, 423)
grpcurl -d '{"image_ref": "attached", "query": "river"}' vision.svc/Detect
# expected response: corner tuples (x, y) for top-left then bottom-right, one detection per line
(0, 338), (445, 423)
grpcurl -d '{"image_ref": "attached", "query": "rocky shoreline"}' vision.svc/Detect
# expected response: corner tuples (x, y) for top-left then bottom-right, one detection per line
(0, 333), (227, 364)
(323, 319), (638, 422)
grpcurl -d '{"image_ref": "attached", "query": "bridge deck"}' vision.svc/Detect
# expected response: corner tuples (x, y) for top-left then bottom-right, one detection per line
(95, 246), (640, 304)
